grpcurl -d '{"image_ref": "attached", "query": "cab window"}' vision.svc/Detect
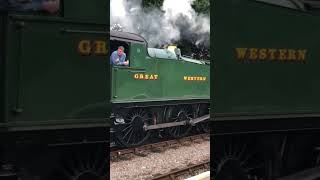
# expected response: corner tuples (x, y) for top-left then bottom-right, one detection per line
(110, 39), (130, 67)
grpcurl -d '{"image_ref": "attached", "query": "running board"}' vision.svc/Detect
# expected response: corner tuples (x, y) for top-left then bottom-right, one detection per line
(276, 166), (320, 180)
(144, 114), (209, 131)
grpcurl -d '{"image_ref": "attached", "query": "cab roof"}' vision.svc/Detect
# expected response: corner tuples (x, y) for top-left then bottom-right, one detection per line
(110, 31), (146, 44)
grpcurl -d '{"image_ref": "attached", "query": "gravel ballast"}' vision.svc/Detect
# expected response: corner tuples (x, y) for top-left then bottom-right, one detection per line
(110, 140), (210, 180)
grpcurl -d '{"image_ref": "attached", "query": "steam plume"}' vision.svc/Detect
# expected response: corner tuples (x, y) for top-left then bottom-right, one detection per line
(110, 0), (210, 48)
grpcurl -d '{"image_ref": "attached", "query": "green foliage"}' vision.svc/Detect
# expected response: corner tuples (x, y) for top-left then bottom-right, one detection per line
(142, 0), (210, 15)
(142, 0), (164, 8)
(192, 0), (210, 14)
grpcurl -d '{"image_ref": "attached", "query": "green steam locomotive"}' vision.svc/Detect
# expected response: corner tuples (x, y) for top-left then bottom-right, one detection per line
(213, 0), (320, 179)
(110, 31), (210, 147)
(0, 0), (109, 179)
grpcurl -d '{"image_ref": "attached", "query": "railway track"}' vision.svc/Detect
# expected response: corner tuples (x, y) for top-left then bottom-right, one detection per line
(150, 160), (210, 180)
(110, 133), (209, 160)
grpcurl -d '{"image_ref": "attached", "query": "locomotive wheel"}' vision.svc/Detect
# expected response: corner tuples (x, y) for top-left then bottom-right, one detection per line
(16, 144), (107, 180)
(198, 104), (210, 133)
(212, 135), (268, 180)
(114, 108), (152, 147)
(52, 144), (107, 180)
(166, 105), (192, 138)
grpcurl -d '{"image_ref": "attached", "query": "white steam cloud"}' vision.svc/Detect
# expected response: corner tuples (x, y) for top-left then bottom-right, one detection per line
(110, 0), (210, 47)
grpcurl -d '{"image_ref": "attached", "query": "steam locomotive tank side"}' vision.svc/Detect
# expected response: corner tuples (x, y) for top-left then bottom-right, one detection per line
(110, 31), (210, 147)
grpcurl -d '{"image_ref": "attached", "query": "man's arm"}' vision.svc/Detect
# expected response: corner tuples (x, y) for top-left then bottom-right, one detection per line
(120, 54), (128, 66)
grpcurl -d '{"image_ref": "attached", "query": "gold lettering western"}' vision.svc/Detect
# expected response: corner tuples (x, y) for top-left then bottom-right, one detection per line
(259, 49), (267, 60)
(235, 48), (307, 63)
(235, 48), (247, 59)
(249, 48), (258, 60)
(288, 49), (296, 61)
(279, 49), (287, 61)
(183, 76), (207, 81)
(268, 49), (277, 60)
(297, 50), (307, 62)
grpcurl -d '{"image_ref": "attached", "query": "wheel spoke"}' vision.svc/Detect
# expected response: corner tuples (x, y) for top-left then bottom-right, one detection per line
(126, 128), (135, 144)
(121, 124), (133, 132)
(122, 127), (133, 139)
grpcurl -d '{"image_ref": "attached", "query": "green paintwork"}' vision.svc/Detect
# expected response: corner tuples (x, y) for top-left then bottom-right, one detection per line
(212, 0), (320, 120)
(111, 37), (210, 104)
(1, 0), (110, 130)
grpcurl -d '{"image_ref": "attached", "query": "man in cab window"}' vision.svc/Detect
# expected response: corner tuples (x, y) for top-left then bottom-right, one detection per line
(110, 46), (129, 66)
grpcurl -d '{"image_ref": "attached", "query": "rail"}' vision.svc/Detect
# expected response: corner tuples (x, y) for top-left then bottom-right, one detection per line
(110, 133), (209, 160)
(150, 161), (210, 180)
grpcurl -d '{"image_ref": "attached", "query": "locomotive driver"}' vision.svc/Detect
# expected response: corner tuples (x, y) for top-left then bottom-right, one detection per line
(110, 46), (129, 66)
